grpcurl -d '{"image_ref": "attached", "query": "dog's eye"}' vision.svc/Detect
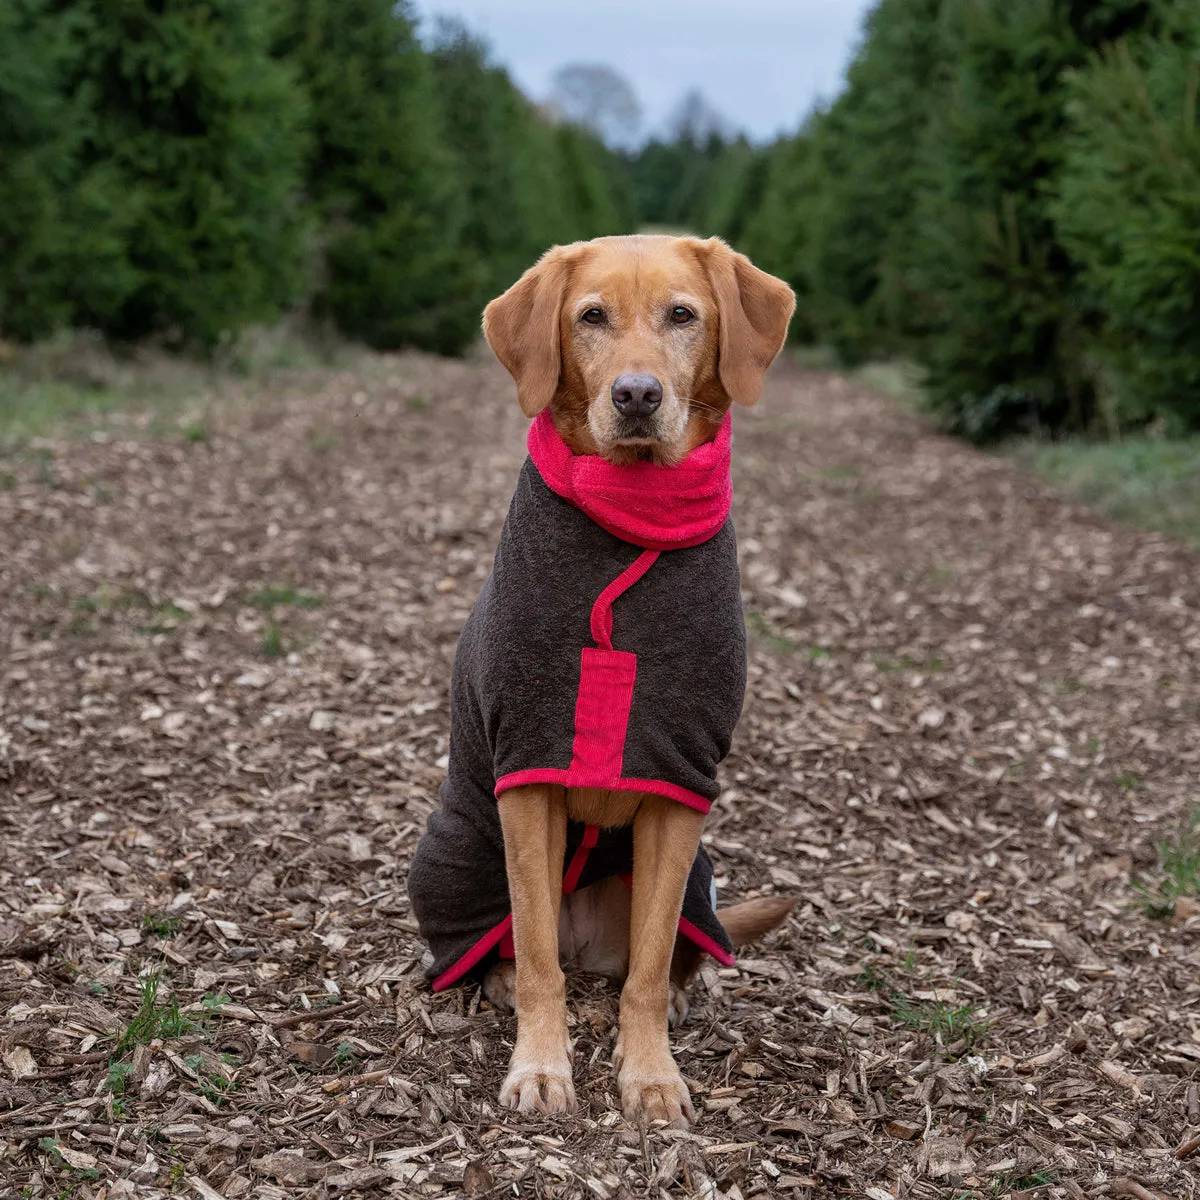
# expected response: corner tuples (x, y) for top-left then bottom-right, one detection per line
(670, 306), (695, 325)
(580, 308), (605, 325)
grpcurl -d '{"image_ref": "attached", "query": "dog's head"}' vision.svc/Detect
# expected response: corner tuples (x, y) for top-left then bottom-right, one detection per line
(483, 235), (795, 465)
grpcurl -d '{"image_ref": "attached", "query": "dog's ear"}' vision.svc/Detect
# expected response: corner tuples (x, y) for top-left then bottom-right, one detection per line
(703, 238), (795, 408)
(483, 246), (574, 417)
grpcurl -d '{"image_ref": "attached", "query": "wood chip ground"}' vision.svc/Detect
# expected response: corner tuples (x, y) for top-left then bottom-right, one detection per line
(1, 355), (1198, 1199)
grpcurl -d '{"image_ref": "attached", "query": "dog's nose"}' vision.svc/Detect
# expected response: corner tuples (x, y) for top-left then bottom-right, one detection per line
(611, 374), (663, 417)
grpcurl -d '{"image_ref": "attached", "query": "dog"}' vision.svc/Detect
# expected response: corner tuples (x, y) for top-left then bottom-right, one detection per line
(409, 234), (796, 1127)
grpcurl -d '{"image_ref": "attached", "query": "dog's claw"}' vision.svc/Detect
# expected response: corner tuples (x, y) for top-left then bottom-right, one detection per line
(618, 1070), (694, 1128)
(499, 1062), (576, 1115)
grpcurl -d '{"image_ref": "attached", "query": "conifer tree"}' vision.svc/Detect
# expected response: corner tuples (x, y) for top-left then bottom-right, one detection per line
(62, 0), (311, 346)
(1054, 16), (1200, 430)
(275, 0), (477, 353)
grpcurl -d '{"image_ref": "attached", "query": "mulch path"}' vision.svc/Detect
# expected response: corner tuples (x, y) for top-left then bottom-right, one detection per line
(2, 353), (1198, 1200)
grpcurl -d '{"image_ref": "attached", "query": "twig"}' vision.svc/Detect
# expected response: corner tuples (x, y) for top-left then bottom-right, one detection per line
(269, 999), (362, 1030)
(1110, 1179), (1159, 1200)
(1175, 1132), (1200, 1160)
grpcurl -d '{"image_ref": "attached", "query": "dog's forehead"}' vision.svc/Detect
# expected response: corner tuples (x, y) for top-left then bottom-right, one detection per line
(570, 239), (709, 305)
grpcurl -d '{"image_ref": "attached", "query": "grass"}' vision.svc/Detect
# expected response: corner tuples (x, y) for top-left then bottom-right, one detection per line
(142, 912), (181, 939)
(261, 618), (286, 658)
(114, 972), (199, 1056)
(0, 322), (363, 451)
(746, 610), (798, 654)
(854, 359), (929, 410)
(1014, 435), (1200, 548)
(1114, 770), (1146, 792)
(57, 587), (191, 639)
(746, 610), (833, 663)
(1134, 805), (1200, 919)
(248, 583), (323, 611)
(852, 355), (1200, 549)
(871, 652), (945, 674)
(890, 992), (985, 1049)
(858, 956), (987, 1053)
(993, 1169), (1057, 1196)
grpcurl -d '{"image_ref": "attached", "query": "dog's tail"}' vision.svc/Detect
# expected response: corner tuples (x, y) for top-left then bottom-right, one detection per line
(719, 896), (794, 946)
(671, 896), (793, 987)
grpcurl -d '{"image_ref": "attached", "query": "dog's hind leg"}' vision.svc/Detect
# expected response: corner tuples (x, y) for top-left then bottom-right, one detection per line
(496, 784), (575, 1114)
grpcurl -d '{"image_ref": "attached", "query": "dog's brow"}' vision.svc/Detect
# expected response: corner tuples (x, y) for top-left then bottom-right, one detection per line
(574, 293), (604, 313)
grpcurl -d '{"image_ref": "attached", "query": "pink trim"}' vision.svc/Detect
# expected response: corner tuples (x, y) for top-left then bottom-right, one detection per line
(562, 824), (599, 894)
(677, 916), (736, 967)
(614, 777), (714, 813)
(495, 769), (712, 814)
(527, 409), (732, 550)
(590, 550), (659, 649)
(431, 913), (513, 992)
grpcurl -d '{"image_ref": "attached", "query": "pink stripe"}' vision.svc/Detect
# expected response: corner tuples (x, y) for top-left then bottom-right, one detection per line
(589, 550), (659, 649)
(431, 913), (513, 992)
(561, 824), (599, 894)
(495, 769), (712, 814)
(677, 916), (736, 967)
(568, 648), (637, 784)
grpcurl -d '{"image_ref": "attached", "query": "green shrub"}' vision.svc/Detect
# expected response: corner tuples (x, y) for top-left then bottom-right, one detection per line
(66, 0), (310, 347)
(803, 0), (946, 364)
(0, 0), (134, 340)
(275, 0), (477, 353)
(1053, 20), (1200, 431)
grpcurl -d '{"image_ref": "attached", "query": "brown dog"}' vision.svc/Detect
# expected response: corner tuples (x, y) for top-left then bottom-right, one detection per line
(470, 235), (796, 1126)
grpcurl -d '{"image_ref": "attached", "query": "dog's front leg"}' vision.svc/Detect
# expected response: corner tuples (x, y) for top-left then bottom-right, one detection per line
(615, 794), (705, 1126)
(497, 784), (574, 1114)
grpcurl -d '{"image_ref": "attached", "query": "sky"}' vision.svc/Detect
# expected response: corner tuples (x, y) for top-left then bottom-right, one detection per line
(410, 0), (878, 144)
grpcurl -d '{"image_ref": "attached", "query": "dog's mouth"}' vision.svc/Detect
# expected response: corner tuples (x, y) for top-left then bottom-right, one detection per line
(610, 416), (664, 445)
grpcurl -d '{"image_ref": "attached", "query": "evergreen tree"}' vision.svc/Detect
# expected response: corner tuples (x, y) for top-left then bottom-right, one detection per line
(429, 21), (632, 302)
(733, 131), (825, 345)
(1054, 14), (1200, 430)
(275, 0), (477, 353)
(56, 0), (311, 346)
(909, 0), (1174, 438)
(802, 0), (946, 363)
(0, 0), (115, 338)
(428, 21), (544, 302)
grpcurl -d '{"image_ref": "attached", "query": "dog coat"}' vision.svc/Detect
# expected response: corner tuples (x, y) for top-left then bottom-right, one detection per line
(409, 410), (746, 990)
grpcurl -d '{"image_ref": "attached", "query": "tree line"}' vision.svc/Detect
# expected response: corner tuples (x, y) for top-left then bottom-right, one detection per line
(0, 0), (632, 356)
(4, 1), (1197, 443)
(672, 0), (1200, 439)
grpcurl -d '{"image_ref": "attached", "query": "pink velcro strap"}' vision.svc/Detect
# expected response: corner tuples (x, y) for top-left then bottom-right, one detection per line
(568, 648), (637, 787)
(562, 824), (600, 894)
(589, 549), (659, 649)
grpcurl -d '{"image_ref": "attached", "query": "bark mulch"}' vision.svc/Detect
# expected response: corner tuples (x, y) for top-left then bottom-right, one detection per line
(2, 354), (1198, 1200)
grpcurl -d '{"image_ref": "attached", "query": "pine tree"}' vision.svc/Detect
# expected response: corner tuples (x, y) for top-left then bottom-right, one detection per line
(0, 0), (132, 339)
(60, 0), (311, 346)
(1053, 14), (1200, 430)
(909, 0), (1173, 438)
(275, 0), (477, 353)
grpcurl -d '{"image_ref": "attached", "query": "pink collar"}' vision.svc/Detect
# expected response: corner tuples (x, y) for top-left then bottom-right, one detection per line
(527, 409), (733, 550)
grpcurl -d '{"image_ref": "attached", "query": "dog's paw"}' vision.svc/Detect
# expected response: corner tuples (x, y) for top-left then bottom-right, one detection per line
(667, 981), (689, 1028)
(482, 960), (516, 1011)
(616, 1063), (694, 1128)
(499, 1058), (576, 1115)
(614, 1036), (694, 1127)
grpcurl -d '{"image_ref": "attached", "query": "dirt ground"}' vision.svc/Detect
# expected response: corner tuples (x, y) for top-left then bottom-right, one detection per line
(2, 353), (1199, 1200)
